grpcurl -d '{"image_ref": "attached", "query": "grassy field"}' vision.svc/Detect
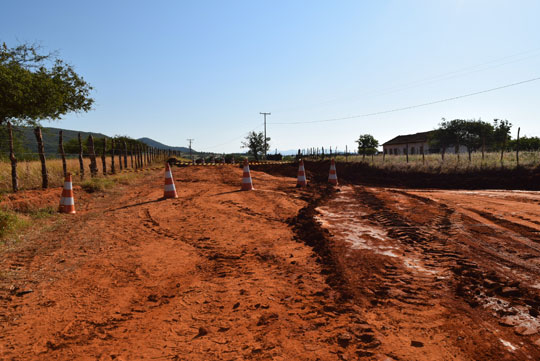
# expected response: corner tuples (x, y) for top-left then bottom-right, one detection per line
(334, 151), (540, 173)
(0, 156), (167, 193)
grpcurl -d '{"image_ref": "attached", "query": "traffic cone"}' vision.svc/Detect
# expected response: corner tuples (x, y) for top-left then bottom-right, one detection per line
(59, 173), (76, 214)
(328, 158), (338, 185)
(241, 159), (254, 191)
(296, 159), (307, 187)
(164, 162), (178, 198)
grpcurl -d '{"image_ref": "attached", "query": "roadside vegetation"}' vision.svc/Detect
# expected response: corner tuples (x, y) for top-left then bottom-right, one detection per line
(336, 151), (540, 173)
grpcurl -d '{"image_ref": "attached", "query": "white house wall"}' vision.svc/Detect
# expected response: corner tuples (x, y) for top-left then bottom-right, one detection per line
(383, 143), (468, 155)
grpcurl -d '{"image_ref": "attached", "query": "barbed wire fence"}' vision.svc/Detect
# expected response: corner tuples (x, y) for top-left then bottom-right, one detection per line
(0, 122), (180, 193)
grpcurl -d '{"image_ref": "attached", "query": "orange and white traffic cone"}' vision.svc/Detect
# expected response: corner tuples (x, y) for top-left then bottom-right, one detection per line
(163, 162), (178, 198)
(59, 173), (76, 214)
(328, 158), (338, 185)
(296, 159), (307, 187)
(241, 159), (254, 191)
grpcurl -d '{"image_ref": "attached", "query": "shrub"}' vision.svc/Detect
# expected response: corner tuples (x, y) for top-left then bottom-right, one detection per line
(0, 210), (26, 239)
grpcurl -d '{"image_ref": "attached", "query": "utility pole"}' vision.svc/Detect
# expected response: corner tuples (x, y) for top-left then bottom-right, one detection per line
(260, 112), (271, 160)
(187, 138), (194, 161)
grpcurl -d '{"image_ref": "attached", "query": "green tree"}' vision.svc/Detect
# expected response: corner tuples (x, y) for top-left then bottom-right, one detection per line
(0, 42), (93, 126)
(241, 131), (270, 161)
(508, 136), (540, 151)
(356, 134), (379, 160)
(462, 120), (494, 162)
(430, 120), (454, 161)
(493, 119), (512, 165)
(1, 42), (93, 191)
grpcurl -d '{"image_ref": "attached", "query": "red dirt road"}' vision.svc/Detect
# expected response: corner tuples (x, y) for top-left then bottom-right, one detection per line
(1, 165), (540, 360)
(1, 166), (365, 360)
(318, 186), (540, 360)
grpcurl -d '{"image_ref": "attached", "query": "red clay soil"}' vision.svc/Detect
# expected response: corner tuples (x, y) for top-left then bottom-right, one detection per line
(0, 166), (367, 361)
(1, 164), (540, 360)
(317, 186), (540, 360)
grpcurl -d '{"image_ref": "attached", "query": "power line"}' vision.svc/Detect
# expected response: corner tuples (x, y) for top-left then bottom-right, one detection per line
(270, 76), (540, 125)
(270, 47), (540, 114)
(204, 123), (264, 150)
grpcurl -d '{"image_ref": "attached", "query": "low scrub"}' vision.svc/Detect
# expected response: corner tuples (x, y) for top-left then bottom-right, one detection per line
(81, 178), (116, 193)
(0, 210), (26, 239)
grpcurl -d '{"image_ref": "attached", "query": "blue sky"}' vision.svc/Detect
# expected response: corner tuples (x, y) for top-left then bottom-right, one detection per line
(2, 0), (539, 153)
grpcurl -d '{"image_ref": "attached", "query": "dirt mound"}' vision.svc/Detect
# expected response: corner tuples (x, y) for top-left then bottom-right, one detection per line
(252, 161), (540, 190)
(0, 186), (90, 213)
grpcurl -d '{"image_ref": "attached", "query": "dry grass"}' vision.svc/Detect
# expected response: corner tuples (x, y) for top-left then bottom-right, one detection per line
(335, 151), (540, 173)
(0, 157), (166, 193)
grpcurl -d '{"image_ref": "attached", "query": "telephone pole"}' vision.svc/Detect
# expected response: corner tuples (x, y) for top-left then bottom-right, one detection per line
(187, 138), (194, 161)
(260, 112), (271, 160)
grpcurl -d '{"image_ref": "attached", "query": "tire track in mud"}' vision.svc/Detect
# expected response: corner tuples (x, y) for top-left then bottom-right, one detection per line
(287, 185), (384, 357)
(330, 186), (540, 359)
(361, 187), (540, 318)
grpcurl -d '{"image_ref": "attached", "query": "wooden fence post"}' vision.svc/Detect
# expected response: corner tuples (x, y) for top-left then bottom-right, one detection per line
(34, 127), (48, 188)
(123, 141), (128, 169)
(59, 130), (67, 178)
(141, 145), (145, 168)
(88, 135), (98, 177)
(78, 133), (85, 180)
(135, 144), (139, 169)
(516, 127), (520, 167)
(118, 141), (123, 171)
(111, 138), (116, 174)
(7, 122), (18, 192)
(101, 138), (107, 175)
(405, 143), (409, 164)
(130, 144), (134, 168)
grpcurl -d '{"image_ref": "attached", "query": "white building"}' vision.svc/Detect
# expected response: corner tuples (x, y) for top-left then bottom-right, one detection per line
(382, 131), (467, 155)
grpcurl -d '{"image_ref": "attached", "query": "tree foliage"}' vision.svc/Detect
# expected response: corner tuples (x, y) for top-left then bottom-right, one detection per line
(356, 134), (379, 158)
(0, 42), (93, 125)
(241, 131), (270, 161)
(508, 136), (540, 151)
(492, 119), (512, 150)
(63, 135), (146, 155)
(430, 119), (505, 160)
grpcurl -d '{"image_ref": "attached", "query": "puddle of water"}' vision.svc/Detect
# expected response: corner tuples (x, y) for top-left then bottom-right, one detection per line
(481, 296), (540, 333)
(499, 338), (517, 352)
(316, 186), (436, 274)
(403, 258), (438, 275)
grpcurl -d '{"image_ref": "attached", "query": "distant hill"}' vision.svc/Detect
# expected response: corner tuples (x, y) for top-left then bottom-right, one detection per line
(5, 126), (190, 157)
(138, 137), (193, 153)
(12, 126), (109, 155)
